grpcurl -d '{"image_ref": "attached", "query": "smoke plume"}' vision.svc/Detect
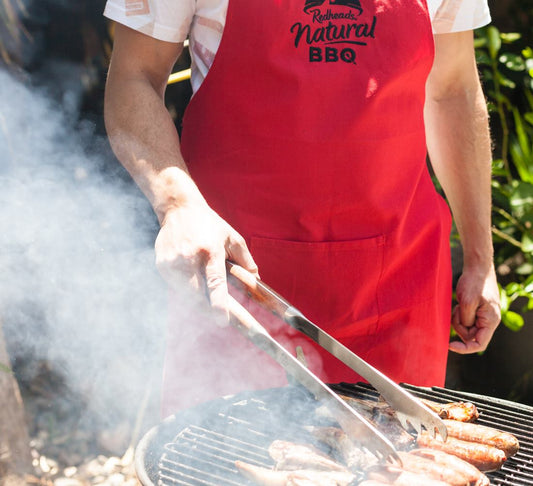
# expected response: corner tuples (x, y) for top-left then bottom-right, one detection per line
(0, 66), (171, 443)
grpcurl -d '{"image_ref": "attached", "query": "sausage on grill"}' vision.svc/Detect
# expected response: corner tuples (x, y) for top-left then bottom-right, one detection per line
(409, 448), (490, 486)
(443, 419), (520, 457)
(417, 431), (507, 471)
(366, 465), (453, 486)
(395, 450), (478, 485)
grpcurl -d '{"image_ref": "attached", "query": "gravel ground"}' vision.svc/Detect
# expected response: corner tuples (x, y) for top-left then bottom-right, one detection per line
(14, 359), (161, 486)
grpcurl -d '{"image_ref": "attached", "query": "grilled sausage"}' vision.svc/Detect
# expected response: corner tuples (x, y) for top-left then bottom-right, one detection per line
(235, 460), (356, 485)
(268, 440), (351, 472)
(417, 431), (507, 471)
(366, 465), (452, 486)
(396, 450), (475, 485)
(443, 419), (519, 457)
(410, 448), (490, 486)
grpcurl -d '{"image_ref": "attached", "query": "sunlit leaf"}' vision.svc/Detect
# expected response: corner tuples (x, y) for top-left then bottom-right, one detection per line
(509, 141), (533, 184)
(502, 310), (525, 331)
(515, 262), (533, 276)
(510, 182), (533, 211)
(474, 37), (487, 48)
(505, 282), (522, 295)
(500, 53), (526, 71)
(487, 26), (502, 59)
(500, 32), (521, 43)
(499, 286), (510, 311)
(523, 47), (533, 59)
(512, 108), (532, 160)
(522, 232), (533, 253)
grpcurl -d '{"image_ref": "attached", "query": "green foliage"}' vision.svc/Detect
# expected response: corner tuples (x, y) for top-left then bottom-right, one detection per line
(476, 26), (533, 330)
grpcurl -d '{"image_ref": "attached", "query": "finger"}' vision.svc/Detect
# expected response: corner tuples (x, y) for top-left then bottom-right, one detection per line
(226, 233), (259, 277)
(449, 338), (483, 354)
(453, 323), (478, 343)
(204, 251), (230, 322)
(451, 306), (477, 342)
(449, 317), (496, 354)
(458, 298), (477, 330)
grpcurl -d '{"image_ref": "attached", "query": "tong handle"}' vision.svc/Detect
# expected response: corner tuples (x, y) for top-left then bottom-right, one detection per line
(227, 261), (290, 317)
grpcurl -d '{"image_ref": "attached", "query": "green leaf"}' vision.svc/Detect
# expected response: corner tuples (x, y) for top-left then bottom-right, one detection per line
(523, 46), (533, 59)
(502, 310), (525, 331)
(522, 232), (533, 253)
(524, 113), (533, 126)
(510, 182), (533, 213)
(476, 52), (492, 66)
(515, 264), (533, 277)
(513, 108), (532, 152)
(499, 53), (526, 71)
(524, 274), (533, 292)
(500, 32), (521, 43)
(505, 282), (522, 295)
(487, 26), (502, 59)
(500, 77), (517, 89)
(474, 37), (488, 49)
(499, 286), (510, 311)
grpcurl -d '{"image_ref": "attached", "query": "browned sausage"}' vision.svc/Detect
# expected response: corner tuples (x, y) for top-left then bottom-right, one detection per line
(410, 448), (490, 486)
(366, 465), (452, 486)
(417, 431), (507, 472)
(396, 451), (473, 485)
(443, 419), (520, 457)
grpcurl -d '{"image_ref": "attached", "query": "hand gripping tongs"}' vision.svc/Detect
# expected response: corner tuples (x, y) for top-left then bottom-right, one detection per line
(226, 261), (447, 450)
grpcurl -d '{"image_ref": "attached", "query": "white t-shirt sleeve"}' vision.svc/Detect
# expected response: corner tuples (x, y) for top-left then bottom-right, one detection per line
(103, 0), (194, 43)
(428, 0), (491, 34)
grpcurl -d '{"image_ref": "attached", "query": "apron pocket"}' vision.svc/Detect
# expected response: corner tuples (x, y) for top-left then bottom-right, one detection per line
(250, 235), (385, 339)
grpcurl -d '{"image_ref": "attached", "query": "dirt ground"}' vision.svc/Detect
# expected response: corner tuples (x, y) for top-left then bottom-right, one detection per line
(12, 358), (163, 486)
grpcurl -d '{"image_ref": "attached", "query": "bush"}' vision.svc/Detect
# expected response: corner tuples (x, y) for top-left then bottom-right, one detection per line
(475, 26), (533, 330)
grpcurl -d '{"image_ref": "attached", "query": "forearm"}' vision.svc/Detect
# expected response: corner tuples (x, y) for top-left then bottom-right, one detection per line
(425, 41), (493, 269)
(104, 75), (205, 223)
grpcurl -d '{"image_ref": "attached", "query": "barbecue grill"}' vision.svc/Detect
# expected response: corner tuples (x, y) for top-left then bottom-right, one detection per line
(135, 383), (533, 486)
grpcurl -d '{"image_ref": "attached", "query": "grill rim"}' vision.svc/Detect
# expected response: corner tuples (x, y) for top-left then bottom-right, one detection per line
(135, 384), (533, 486)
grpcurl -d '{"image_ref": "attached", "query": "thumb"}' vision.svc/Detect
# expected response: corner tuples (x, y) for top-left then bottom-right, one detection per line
(227, 233), (259, 277)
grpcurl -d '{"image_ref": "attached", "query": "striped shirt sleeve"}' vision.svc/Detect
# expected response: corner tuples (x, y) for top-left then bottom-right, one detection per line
(429, 0), (491, 34)
(103, 0), (194, 43)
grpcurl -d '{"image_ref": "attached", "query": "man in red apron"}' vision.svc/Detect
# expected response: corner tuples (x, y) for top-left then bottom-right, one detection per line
(104, 0), (501, 415)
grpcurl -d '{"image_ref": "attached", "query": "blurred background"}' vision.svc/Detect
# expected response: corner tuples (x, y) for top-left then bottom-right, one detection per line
(0, 0), (533, 484)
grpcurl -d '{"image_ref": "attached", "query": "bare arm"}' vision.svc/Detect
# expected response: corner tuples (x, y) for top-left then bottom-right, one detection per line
(104, 23), (257, 317)
(424, 31), (500, 353)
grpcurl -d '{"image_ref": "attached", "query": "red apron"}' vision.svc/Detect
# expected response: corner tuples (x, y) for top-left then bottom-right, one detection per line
(162, 0), (452, 415)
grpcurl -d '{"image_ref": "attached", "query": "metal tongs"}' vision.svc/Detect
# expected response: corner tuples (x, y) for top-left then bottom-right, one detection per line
(226, 261), (447, 442)
(227, 283), (400, 464)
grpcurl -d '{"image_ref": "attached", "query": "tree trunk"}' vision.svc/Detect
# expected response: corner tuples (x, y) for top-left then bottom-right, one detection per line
(0, 319), (32, 483)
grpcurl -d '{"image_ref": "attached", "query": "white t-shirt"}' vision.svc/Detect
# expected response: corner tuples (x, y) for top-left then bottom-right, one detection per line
(104, 0), (491, 93)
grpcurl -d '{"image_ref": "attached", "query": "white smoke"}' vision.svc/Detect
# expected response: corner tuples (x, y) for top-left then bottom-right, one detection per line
(0, 66), (170, 439)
